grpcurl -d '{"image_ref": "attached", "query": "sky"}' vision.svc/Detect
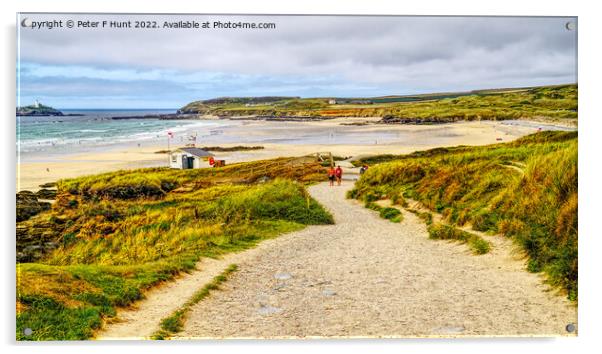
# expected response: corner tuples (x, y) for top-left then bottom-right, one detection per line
(17, 14), (577, 109)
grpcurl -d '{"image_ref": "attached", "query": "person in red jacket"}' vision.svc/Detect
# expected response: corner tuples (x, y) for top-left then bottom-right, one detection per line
(327, 166), (336, 186)
(335, 165), (343, 186)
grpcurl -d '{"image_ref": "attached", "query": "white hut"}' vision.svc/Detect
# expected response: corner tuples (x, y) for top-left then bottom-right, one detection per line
(170, 147), (214, 169)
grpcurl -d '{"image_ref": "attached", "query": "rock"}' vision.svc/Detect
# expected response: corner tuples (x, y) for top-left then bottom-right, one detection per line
(322, 289), (337, 297)
(257, 305), (282, 315)
(16, 191), (51, 222)
(16, 213), (64, 263)
(257, 176), (271, 184)
(36, 188), (57, 200)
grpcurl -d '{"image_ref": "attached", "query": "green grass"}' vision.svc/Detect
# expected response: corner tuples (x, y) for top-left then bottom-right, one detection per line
(358, 201), (404, 224)
(427, 223), (491, 255)
(350, 131), (578, 299)
(151, 264), (238, 340)
(379, 207), (403, 223)
(17, 157), (333, 340)
(180, 84), (577, 124)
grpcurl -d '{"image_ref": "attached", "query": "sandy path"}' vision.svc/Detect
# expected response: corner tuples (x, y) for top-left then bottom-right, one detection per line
(167, 182), (576, 339)
(98, 181), (576, 339)
(97, 257), (232, 339)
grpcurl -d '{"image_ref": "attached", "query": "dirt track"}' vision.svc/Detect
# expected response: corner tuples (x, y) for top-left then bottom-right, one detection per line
(172, 182), (576, 338)
(98, 181), (576, 339)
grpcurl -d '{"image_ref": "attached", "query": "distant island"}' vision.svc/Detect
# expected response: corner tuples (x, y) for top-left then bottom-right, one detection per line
(16, 100), (83, 117)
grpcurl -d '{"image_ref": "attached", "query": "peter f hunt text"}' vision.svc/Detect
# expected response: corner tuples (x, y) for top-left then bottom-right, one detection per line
(24, 19), (277, 30)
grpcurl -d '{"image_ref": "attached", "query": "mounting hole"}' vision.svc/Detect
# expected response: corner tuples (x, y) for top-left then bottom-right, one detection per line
(23, 327), (33, 336)
(565, 323), (576, 333)
(565, 22), (576, 31)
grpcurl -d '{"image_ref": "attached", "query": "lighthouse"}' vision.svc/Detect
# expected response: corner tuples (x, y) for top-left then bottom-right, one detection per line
(34, 99), (40, 108)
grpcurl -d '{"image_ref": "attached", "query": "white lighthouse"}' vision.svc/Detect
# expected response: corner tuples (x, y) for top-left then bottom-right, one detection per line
(34, 99), (40, 108)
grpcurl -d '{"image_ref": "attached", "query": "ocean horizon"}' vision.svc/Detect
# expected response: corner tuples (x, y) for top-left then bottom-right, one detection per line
(16, 109), (225, 155)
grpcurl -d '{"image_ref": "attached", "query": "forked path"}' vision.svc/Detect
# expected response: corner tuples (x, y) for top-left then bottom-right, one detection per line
(99, 182), (577, 339)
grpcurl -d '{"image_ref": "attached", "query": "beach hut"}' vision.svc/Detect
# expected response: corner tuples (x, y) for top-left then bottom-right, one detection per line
(170, 147), (215, 169)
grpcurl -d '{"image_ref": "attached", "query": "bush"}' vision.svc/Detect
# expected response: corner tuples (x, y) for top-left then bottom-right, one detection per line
(379, 207), (403, 223)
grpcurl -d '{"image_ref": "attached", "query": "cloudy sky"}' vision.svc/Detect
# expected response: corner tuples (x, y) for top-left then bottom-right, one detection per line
(17, 14), (577, 109)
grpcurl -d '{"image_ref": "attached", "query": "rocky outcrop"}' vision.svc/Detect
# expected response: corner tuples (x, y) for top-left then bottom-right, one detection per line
(111, 113), (199, 120)
(16, 218), (63, 263)
(16, 191), (51, 222)
(16, 191), (61, 263)
(379, 115), (457, 124)
(17, 104), (63, 116)
(36, 188), (57, 200)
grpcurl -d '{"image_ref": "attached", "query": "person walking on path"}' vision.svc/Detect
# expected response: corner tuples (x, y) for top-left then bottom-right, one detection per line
(335, 165), (343, 186)
(328, 166), (336, 187)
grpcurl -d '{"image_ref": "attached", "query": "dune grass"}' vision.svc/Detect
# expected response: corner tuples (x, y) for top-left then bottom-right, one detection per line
(349, 131), (578, 300)
(428, 223), (491, 255)
(17, 157), (333, 340)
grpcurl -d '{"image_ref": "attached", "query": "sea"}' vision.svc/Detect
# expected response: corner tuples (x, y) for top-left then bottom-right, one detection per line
(16, 109), (576, 161)
(16, 109), (233, 157)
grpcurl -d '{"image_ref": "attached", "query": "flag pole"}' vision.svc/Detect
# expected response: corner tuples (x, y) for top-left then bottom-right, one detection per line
(167, 132), (171, 166)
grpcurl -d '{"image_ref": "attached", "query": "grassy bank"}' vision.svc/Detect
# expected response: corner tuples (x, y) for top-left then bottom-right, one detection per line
(427, 223), (491, 255)
(16, 157), (333, 340)
(349, 131), (578, 300)
(180, 84), (577, 124)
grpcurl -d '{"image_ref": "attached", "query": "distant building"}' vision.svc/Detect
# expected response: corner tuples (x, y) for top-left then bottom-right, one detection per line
(328, 99), (337, 105)
(170, 147), (215, 169)
(34, 99), (40, 108)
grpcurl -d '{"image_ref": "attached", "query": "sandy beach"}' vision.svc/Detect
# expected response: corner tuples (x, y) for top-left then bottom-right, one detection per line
(17, 118), (572, 191)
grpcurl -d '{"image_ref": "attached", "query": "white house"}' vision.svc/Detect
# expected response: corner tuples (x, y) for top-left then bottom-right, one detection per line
(169, 147), (215, 169)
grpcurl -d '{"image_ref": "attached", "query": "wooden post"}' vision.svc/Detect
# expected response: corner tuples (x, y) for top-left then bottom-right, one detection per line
(167, 135), (171, 166)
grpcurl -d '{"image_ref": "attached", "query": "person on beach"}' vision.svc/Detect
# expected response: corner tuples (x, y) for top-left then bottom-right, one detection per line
(335, 165), (343, 186)
(328, 166), (336, 186)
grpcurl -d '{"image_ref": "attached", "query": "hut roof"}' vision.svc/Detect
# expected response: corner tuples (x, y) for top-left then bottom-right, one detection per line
(177, 147), (214, 157)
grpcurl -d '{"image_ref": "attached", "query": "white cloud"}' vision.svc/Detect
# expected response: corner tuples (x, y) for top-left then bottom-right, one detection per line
(17, 14), (577, 107)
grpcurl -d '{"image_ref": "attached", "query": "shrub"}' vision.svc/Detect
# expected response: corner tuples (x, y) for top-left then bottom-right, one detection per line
(379, 207), (403, 223)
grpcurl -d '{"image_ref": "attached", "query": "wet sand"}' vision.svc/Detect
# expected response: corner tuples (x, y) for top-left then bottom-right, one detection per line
(17, 119), (569, 191)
